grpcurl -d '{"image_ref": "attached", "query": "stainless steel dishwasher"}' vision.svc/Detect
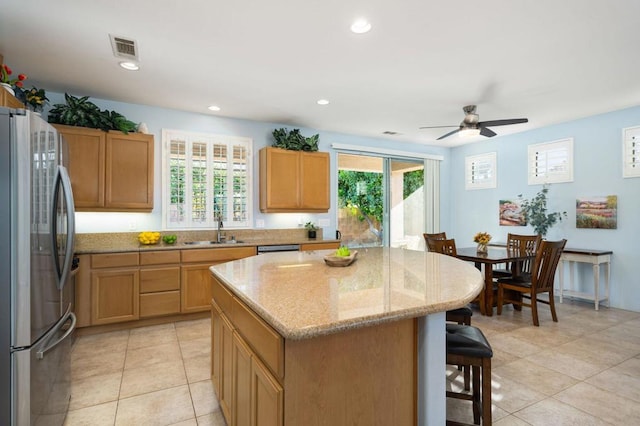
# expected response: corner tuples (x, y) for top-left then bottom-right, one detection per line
(257, 244), (300, 254)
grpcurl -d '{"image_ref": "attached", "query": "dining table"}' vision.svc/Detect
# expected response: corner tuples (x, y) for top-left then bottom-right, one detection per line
(455, 246), (535, 316)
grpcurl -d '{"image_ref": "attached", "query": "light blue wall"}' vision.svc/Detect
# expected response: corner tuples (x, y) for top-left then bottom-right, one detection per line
(45, 93), (450, 237)
(450, 105), (640, 312)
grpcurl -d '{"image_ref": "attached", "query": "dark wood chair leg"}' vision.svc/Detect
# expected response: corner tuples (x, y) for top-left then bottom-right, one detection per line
(549, 291), (558, 322)
(481, 357), (492, 426)
(496, 286), (503, 315)
(531, 296), (539, 326)
(472, 365), (481, 424)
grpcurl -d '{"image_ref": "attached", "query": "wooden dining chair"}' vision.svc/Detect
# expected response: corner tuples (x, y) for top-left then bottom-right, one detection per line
(423, 232), (447, 252)
(493, 233), (542, 280)
(497, 239), (567, 326)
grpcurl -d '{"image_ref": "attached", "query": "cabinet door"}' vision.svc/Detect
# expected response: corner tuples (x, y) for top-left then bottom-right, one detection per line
(211, 302), (223, 395)
(220, 314), (234, 422)
(105, 132), (154, 210)
(0, 88), (25, 108)
(233, 332), (253, 426)
(181, 263), (214, 313)
(91, 268), (139, 325)
(300, 151), (329, 210)
(56, 125), (106, 209)
(251, 356), (284, 426)
(260, 148), (300, 211)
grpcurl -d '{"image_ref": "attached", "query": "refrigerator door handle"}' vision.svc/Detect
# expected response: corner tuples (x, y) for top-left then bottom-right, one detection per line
(52, 165), (76, 290)
(36, 311), (76, 360)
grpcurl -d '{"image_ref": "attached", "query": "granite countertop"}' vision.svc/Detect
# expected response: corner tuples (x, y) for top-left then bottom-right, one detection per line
(210, 247), (483, 340)
(74, 229), (339, 254)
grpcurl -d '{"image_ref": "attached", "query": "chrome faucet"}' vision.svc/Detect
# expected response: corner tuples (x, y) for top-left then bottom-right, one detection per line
(216, 214), (225, 243)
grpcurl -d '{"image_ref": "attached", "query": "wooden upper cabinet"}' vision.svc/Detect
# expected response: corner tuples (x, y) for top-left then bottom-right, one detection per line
(0, 88), (25, 109)
(106, 131), (154, 210)
(55, 125), (154, 212)
(259, 147), (329, 213)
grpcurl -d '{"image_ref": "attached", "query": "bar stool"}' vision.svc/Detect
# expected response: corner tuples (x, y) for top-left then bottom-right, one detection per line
(446, 323), (493, 425)
(446, 306), (473, 390)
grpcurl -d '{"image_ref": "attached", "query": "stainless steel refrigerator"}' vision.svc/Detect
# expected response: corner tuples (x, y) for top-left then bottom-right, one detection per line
(0, 107), (77, 425)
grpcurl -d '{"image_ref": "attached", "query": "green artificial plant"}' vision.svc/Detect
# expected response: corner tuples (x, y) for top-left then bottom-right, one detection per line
(519, 184), (567, 236)
(272, 128), (319, 151)
(48, 93), (138, 133)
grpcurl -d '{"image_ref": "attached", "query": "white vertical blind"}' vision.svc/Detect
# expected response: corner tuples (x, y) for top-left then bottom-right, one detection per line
(424, 158), (440, 233)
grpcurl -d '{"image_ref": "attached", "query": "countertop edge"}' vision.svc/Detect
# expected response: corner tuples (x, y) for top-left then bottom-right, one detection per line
(210, 267), (483, 341)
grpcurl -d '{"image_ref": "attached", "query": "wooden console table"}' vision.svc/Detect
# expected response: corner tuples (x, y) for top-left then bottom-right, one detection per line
(558, 248), (612, 310)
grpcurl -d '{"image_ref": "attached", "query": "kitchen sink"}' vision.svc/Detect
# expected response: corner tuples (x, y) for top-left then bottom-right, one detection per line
(183, 240), (244, 245)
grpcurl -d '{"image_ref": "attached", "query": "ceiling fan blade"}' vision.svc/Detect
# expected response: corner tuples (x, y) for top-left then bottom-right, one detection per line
(479, 127), (497, 138)
(478, 118), (528, 127)
(419, 125), (458, 129)
(437, 128), (462, 140)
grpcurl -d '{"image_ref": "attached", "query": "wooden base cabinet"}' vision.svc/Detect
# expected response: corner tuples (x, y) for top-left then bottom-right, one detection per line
(211, 276), (414, 426)
(90, 252), (140, 325)
(140, 251), (181, 318)
(182, 247), (256, 313)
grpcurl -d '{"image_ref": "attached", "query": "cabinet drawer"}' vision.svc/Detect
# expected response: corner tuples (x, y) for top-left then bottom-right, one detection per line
(229, 294), (284, 381)
(300, 242), (340, 251)
(140, 267), (180, 293)
(181, 247), (256, 263)
(140, 250), (181, 265)
(91, 252), (139, 268)
(140, 291), (180, 317)
(211, 276), (235, 314)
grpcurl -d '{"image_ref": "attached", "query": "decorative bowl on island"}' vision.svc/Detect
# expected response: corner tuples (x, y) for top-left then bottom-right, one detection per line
(323, 250), (358, 267)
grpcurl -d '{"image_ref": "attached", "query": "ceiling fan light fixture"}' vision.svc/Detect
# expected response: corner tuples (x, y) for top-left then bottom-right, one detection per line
(350, 18), (372, 34)
(459, 128), (481, 138)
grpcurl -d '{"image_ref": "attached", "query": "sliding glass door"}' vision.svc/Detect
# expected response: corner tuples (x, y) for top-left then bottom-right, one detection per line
(337, 153), (425, 250)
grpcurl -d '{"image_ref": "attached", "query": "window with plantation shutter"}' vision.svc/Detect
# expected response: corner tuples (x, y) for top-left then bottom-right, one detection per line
(162, 129), (252, 229)
(465, 152), (496, 190)
(527, 138), (573, 185)
(623, 126), (640, 178)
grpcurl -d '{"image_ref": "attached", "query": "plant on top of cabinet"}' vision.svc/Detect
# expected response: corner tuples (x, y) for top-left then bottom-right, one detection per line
(272, 127), (319, 151)
(48, 93), (138, 133)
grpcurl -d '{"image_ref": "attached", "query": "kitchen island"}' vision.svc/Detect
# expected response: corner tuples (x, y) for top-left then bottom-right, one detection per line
(209, 247), (483, 426)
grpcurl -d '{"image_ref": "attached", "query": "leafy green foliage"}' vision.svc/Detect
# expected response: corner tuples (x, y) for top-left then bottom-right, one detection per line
(338, 170), (383, 223)
(519, 185), (567, 236)
(48, 93), (138, 134)
(304, 221), (318, 230)
(272, 128), (319, 151)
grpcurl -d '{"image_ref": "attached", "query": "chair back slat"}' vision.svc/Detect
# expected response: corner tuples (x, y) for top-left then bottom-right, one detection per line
(432, 238), (457, 256)
(424, 232), (447, 252)
(531, 239), (567, 293)
(506, 233), (542, 274)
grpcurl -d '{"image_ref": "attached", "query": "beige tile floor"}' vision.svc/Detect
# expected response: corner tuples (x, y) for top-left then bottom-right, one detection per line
(64, 299), (640, 425)
(448, 298), (640, 425)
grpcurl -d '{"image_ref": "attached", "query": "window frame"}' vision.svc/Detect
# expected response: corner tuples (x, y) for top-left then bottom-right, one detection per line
(465, 152), (497, 190)
(161, 129), (252, 230)
(623, 126), (640, 178)
(527, 138), (574, 185)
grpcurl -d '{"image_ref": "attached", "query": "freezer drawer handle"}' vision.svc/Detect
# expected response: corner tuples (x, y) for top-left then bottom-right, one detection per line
(36, 312), (76, 360)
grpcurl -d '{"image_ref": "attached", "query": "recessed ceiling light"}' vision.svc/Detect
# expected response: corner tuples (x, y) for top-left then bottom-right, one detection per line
(119, 61), (139, 71)
(317, 99), (330, 105)
(208, 105), (221, 112)
(350, 18), (372, 34)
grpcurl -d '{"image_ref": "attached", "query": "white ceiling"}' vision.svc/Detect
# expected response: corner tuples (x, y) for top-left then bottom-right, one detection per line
(2, 0), (640, 147)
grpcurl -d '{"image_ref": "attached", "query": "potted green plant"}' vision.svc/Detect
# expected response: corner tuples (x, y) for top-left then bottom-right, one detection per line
(305, 221), (318, 239)
(48, 93), (138, 133)
(272, 128), (319, 151)
(519, 184), (567, 237)
(24, 87), (49, 113)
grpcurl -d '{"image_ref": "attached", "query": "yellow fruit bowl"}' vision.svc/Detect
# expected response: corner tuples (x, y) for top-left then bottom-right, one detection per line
(138, 231), (161, 245)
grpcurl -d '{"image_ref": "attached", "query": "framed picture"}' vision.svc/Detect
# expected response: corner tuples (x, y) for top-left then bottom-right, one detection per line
(499, 199), (526, 226)
(576, 196), (617, 229)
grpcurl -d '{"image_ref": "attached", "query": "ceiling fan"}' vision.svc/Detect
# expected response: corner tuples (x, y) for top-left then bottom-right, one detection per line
(420, 105), (528, 140)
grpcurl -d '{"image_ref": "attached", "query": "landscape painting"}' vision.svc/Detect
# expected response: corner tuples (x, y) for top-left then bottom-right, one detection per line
(499, 199), (526, 226)
(576, 195), (618, 229)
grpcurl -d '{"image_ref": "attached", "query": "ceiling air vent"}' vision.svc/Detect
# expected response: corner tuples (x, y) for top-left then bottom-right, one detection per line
(383, 131), (400, 135)
(109, 34), (138, 60)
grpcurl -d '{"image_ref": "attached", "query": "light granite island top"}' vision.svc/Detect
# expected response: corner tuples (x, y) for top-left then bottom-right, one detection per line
(209, 247), (483, 426)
